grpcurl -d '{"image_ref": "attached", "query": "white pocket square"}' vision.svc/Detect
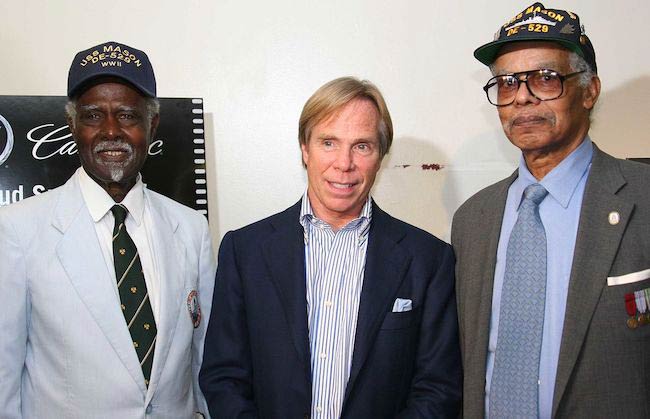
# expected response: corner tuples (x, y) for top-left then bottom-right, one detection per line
(392, 298), (412, 313)
(607, 268), (650, 286)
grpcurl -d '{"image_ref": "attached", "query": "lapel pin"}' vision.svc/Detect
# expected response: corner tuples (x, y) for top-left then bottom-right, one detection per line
(608, 211), (620, 225)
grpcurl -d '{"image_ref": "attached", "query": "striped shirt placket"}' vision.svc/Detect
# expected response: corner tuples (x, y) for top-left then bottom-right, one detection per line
(300, 193), (372, 419)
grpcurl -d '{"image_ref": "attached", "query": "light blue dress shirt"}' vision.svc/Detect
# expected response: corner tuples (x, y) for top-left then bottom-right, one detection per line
(486, 137), (593, 418)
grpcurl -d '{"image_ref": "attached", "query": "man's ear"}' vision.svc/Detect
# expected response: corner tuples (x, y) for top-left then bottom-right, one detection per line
(150, 113), (160, 139)
(67, 115), (77, 141)
(300, 142), (309, 168)
(583, 74), (601, 110)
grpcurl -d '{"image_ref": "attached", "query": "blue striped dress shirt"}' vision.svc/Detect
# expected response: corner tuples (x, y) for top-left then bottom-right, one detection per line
(299, 192), (372, 419)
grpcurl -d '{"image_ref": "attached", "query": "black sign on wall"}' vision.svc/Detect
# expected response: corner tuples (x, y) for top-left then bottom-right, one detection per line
(0, 96), (208, 217)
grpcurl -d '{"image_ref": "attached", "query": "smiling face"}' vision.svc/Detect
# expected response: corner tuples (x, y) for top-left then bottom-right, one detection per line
(301, 98), (382, 229)
(492, 41), (599, 177)
(69, 81), (158, 201)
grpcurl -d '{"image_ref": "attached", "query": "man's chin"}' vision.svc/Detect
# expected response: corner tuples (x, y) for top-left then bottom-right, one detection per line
(99, 167), (126, 183)
(508, 133), (549, 149)
(91, 168), (131, 185)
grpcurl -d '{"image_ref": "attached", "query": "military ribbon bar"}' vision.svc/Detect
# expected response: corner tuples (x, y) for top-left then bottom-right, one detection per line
(625, 292), (638, 329)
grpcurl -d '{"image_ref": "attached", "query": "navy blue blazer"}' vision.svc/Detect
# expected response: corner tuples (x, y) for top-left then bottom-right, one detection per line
(200, 200), (461, 418)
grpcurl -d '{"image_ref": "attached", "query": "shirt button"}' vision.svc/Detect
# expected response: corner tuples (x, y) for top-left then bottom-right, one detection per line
(324, 300), (333, 307)
(319, 352), (327, 359)
(316, 406), (323, 413)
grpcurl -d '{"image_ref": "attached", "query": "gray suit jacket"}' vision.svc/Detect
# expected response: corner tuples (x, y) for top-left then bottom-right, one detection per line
(0, 174), (216, 419)
(451, 144), (650, 418)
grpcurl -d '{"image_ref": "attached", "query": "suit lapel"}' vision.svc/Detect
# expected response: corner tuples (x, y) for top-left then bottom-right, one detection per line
(261, 202), (311, 382)
(343, 203), (411, 405)
(54, 177), (146, 394)
(462, 172), (515, 417)
(144, 192), (185, 403)
(553, 147), (632, 415)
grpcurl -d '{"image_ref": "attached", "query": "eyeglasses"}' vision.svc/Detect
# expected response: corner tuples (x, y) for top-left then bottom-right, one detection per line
(483, 69), (585, 106)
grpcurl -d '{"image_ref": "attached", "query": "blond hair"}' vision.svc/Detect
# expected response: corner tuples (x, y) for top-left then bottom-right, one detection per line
(298, 77), (393, 158)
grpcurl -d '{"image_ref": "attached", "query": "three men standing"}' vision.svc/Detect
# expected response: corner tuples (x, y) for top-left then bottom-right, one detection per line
(0, 42), (215, 418)
(200, 77), (462, 418)
(452, 3), (650, 418)
(2, 7), (647, 418)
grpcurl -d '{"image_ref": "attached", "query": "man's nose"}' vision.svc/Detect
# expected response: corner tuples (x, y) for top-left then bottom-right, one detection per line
(513, 79), (540, 106)
(333, 148), (354, 171)
(102, 115), (120, 139)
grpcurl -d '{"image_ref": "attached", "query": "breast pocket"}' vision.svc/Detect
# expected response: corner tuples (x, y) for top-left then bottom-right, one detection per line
(601, 276), (650, 341)
(379, 308), (421, 330)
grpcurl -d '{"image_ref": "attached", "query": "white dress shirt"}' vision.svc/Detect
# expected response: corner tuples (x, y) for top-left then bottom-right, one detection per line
(76, 167), (161, 322)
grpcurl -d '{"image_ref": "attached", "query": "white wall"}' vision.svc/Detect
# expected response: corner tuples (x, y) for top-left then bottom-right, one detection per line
(2, 1), (649, 243)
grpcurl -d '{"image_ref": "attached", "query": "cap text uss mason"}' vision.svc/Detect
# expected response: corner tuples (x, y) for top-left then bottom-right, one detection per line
(79, 44), (143, 67)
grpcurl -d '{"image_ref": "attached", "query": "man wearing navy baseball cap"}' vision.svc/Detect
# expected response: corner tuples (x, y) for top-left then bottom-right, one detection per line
(452, 4), (650, 418)
(0, 41), (215, 418)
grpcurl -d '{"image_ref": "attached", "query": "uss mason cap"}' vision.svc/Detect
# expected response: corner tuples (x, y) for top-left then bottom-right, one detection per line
(474, 2), (597, 72)
(67, 41), (157, 98)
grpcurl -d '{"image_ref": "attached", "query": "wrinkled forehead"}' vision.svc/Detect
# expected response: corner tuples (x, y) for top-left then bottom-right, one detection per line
(493, 41), (573, 73)
(73, 76), (148, 102)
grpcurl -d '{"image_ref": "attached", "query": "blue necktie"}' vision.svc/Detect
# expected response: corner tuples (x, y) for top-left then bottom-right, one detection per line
(490, 183), (549, 418)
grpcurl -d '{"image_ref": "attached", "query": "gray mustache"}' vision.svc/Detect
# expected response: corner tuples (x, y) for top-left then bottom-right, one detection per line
(93, 142), (133, 153)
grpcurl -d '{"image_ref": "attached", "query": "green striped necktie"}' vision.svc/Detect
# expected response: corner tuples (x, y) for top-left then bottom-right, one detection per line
(111, 204), (157, 387)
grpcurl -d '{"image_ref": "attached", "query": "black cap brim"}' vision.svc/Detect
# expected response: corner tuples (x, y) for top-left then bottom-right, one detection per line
(67, 71), (156, 99)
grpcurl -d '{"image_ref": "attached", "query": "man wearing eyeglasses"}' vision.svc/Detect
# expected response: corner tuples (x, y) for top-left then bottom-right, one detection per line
(452, 3), (650, 418)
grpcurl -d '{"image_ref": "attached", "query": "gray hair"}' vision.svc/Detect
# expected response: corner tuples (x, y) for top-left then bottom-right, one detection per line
(65, 98), (160, 129)
(567, 51), (596, 87)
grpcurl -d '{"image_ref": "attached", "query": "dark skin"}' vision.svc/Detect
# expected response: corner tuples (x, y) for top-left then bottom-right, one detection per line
(492, 42), (600, 180)
(67, 79), (159, 202)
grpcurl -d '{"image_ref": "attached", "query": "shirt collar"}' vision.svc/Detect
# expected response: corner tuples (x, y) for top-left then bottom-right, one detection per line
(76, 167), (146, 225)
(514, 136), (593, 209)
(299, 189), (373, 235)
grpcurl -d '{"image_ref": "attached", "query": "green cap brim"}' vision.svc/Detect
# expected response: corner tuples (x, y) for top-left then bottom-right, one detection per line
(474, 38), (585, 66)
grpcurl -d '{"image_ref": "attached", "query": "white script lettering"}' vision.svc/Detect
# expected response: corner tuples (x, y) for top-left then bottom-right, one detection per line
(26, 124), (165, 160)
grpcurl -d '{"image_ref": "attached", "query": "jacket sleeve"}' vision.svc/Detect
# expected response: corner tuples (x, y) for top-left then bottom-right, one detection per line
(0, 211), (29, 419)
(397, 244), (462, 418)
(199, 231), (259, 419)
(192, 216), (217, 418)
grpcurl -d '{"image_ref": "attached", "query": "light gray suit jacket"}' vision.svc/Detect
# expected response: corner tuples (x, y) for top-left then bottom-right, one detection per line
(0, 174), (216, 419)
(451, 144), (650, 418)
